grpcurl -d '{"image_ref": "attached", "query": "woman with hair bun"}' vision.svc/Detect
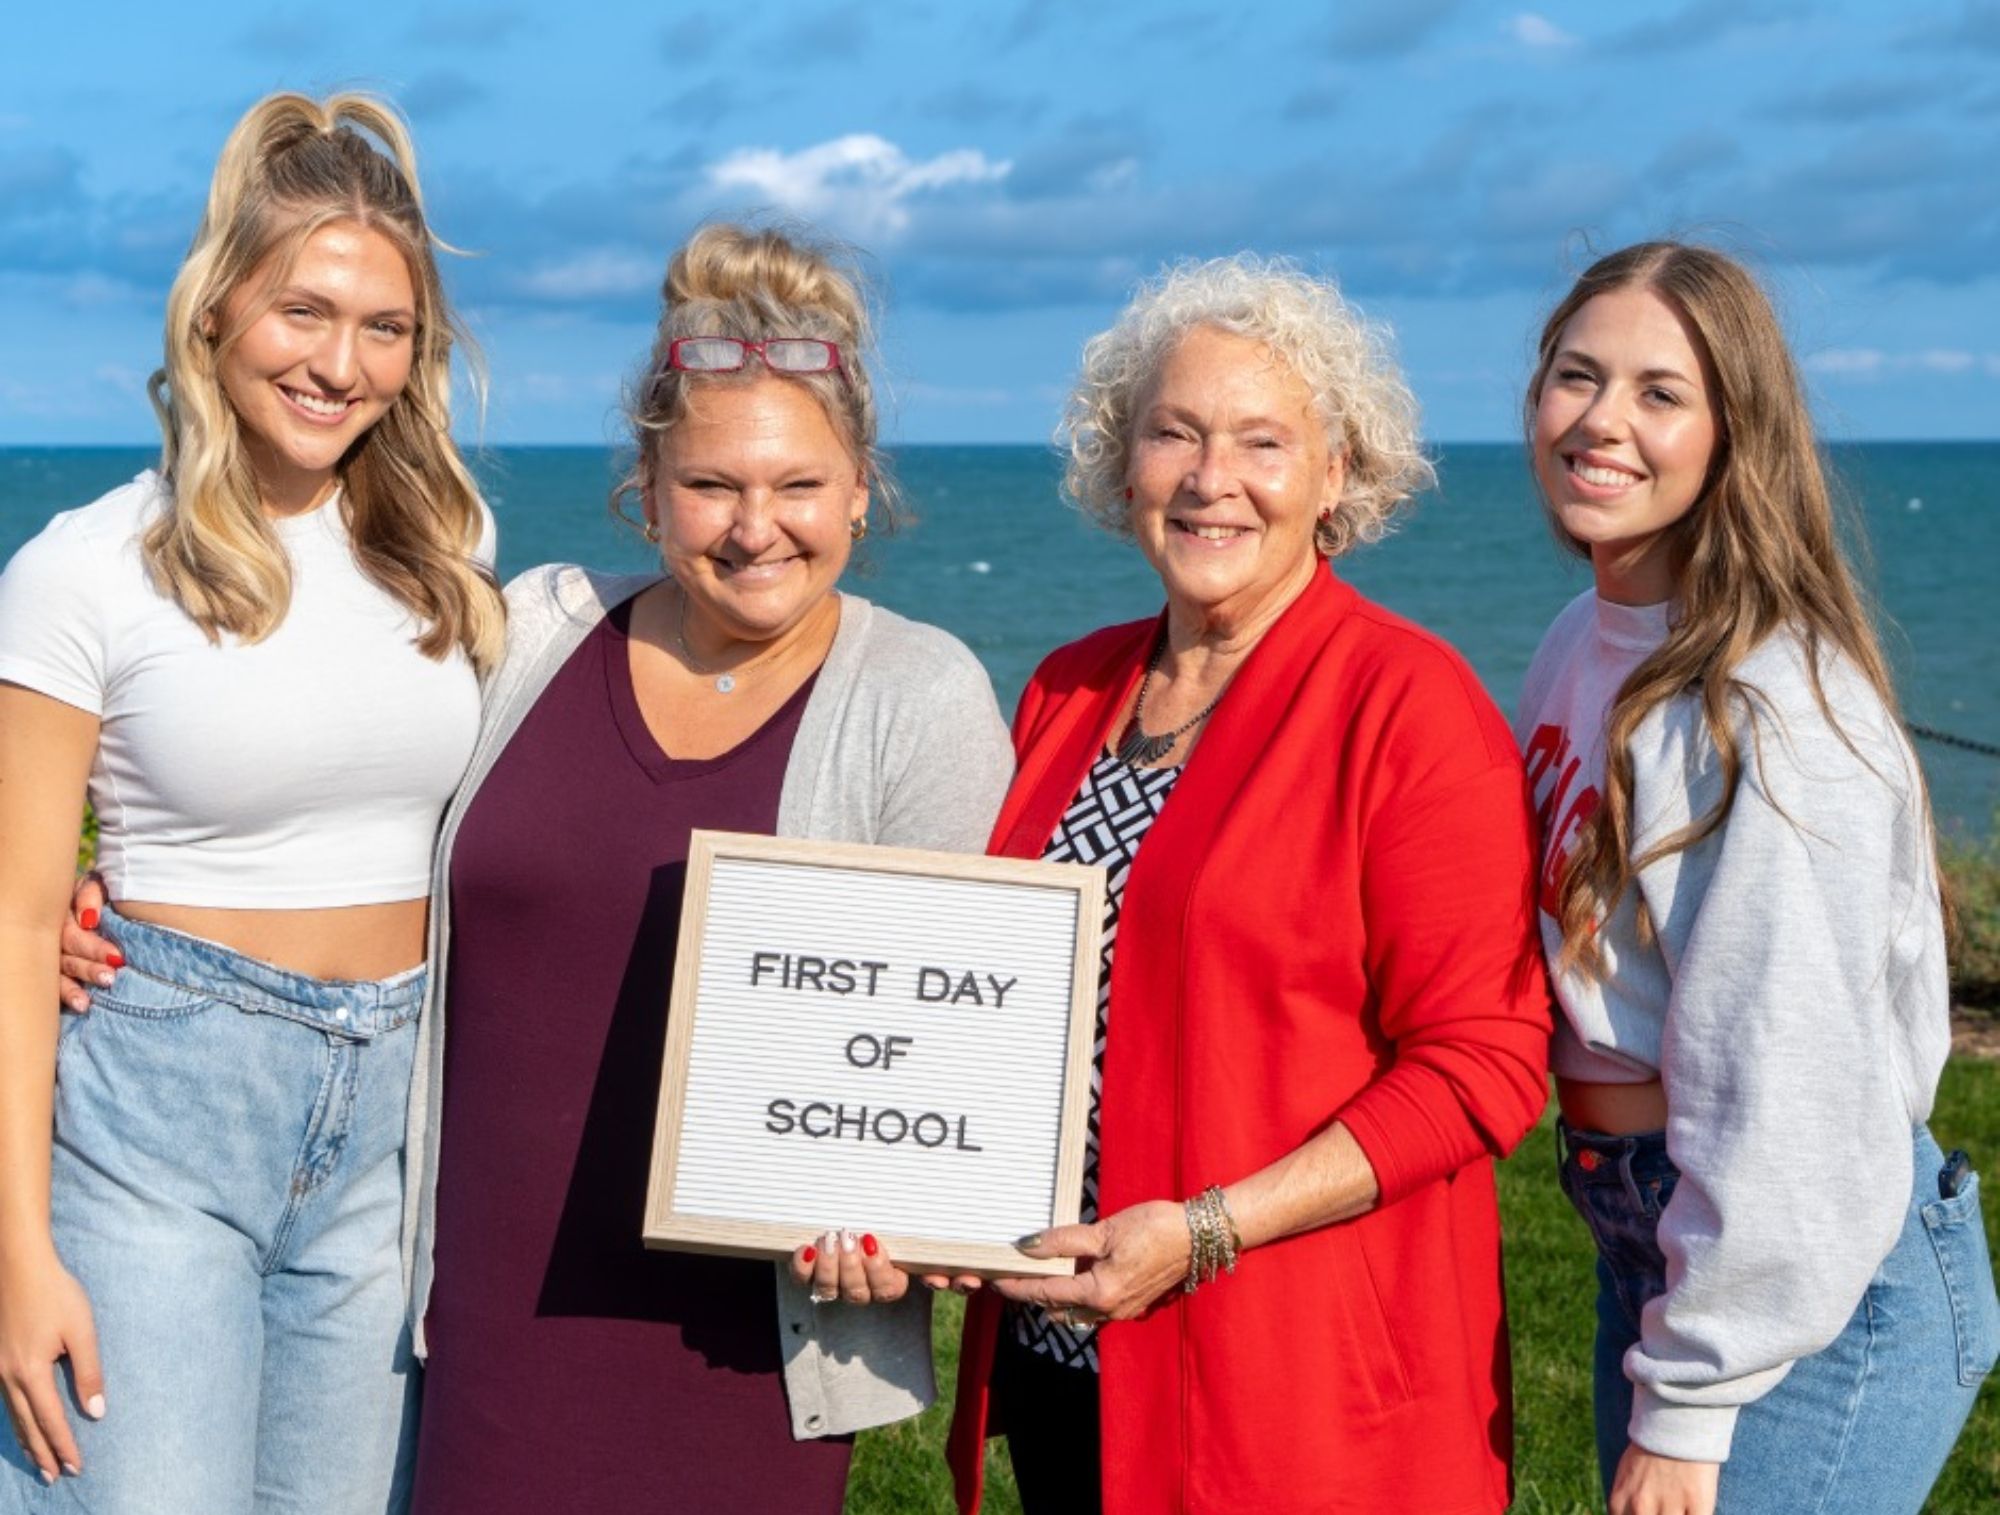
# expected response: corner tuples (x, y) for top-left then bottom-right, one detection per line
(1519, 241), (1999, 1515)
(400, 223), (1012, 1514)
(0, 92), (499, 1509)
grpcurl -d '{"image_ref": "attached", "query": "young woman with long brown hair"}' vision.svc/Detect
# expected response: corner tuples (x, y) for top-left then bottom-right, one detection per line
(1518, 241), (1998, 1515)
(0, 92), (499, 1511)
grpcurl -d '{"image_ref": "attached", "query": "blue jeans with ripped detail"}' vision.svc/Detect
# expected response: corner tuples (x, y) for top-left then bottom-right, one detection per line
(1559, 1120), (1999, 1515)
(0, 906), (423, 1515)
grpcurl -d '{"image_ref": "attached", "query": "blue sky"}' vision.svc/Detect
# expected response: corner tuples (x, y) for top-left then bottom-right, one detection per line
(2, 0), (1995, 444)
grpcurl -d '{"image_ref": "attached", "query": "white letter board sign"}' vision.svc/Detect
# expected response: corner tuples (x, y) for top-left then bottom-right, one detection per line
(643, 830), (1105, 1277)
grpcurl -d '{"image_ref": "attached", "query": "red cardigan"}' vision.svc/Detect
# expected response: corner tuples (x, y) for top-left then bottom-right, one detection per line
(948, 570), (1551, 1515)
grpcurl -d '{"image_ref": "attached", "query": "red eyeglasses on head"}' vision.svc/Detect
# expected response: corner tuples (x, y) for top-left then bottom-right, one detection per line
(666, 337), (845, 378)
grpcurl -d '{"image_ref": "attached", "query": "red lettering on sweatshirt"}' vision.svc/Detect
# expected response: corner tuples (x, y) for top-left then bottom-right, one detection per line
(1524, 721), (1599, 917)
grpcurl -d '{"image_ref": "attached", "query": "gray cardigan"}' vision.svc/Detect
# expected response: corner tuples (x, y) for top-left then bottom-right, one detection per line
(401, 564), (1015, 1439)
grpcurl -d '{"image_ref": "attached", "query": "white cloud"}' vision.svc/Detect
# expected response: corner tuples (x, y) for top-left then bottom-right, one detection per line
(1806, 347), (1886, 376)
(1509, 13), (1579, 48)
(63, 273), (143, 309)
(513, 249), (659, 302)
(1805, 347), (1999, 380)
(705, 134), (1012, 239)
(1915, 348), (1976, 373)
(92, 363), (147, 394)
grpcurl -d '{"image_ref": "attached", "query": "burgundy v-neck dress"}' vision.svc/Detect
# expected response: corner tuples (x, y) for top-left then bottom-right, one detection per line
(409, 597), (849, 1513)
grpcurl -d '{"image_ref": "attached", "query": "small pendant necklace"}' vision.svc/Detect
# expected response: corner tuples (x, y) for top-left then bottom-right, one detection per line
(1114, 631), (1227, 766)
(675, 589), (754, 694)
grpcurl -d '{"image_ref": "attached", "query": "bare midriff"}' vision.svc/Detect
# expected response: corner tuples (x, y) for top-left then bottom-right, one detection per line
(1556, 1075), (1669, 1136)
(116, 898), (429, 982)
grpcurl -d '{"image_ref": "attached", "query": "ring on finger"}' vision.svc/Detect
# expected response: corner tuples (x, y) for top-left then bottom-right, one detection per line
(809, 1289), (836, 1306)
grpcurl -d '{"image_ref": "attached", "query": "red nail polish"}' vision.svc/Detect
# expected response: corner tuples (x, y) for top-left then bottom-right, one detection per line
(801, 1245), (817, 1264)
(106, 951), (125, 969)
(861, 1233), (879, 1257)
(79, 908), (99, 930)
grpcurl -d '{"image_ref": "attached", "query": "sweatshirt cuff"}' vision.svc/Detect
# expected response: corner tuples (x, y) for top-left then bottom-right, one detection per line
(1629, 1386), (1740, 1464)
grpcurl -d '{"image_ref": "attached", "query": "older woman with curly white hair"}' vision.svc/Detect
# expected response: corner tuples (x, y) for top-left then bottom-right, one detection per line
(944, 257), (1553, 1514)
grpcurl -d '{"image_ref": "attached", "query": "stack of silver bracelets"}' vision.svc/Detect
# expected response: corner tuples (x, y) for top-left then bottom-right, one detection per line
(1183, 1184), (1242, 1293)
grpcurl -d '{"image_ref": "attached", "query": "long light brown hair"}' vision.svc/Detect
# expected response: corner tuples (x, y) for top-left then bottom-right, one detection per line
(147, 91), (503, 671)
(1527, 242), (1936, 973)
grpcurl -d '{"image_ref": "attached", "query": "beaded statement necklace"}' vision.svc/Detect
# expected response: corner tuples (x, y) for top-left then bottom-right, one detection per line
(1113, 631), (1227, 766)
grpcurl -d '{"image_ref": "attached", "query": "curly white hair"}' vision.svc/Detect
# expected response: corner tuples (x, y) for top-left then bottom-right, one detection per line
(1060, 254), (1435, 558)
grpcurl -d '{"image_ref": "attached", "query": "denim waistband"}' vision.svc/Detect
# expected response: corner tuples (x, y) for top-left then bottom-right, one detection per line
(1556, 1119), (1676, 1186)
(101, 904), (425, 1037)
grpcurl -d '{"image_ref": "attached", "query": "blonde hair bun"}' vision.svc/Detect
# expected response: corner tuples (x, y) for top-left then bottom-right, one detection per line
(616, 222), (903, 531)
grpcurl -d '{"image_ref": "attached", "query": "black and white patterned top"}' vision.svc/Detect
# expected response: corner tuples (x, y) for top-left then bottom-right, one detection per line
(1008, 748), (1183, 1371)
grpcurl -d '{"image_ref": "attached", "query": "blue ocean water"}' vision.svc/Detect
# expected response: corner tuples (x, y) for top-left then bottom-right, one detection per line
(3, 443), (1994, 833)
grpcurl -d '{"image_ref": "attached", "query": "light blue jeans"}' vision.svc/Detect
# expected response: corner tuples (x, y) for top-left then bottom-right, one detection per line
(0, 907), (423, 1514)
(1560, 1120), (2000, 1515)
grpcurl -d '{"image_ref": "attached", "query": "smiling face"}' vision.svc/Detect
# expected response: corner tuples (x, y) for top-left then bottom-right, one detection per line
(645, 376), (867, 651)
(1126, 325), (1345, 640)
(1532, 284), (1720, 605)
(214, 220), (418, 516)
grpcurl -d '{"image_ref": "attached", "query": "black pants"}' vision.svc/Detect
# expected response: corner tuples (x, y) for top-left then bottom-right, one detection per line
(991, 1324), (1102, 1515)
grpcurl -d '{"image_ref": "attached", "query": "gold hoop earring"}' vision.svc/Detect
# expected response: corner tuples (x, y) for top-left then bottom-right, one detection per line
(850, 516), (868, 543)
(643, 520), (661, 544)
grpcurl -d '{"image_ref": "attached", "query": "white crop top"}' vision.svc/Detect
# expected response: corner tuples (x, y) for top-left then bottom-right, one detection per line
(0, 472), (490, 908)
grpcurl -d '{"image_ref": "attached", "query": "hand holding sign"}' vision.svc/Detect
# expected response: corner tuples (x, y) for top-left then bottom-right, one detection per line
(644, 833), (1104, 1277)
(787, 1228), (910, 1305)
(991, 1200), (1193, 1322)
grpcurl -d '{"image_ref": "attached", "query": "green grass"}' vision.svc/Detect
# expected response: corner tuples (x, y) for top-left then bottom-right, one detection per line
(1944, 815), (2000, 1006)
(845, 1058), (2000, 1513)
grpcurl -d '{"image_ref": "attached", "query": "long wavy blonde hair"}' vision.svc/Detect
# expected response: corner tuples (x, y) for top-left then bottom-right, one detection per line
(1528, 242), (1941, 973)
(146, 91), (503, 671)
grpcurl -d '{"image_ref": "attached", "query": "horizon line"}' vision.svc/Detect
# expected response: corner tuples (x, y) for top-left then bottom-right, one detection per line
(4, 437), (1997, 451)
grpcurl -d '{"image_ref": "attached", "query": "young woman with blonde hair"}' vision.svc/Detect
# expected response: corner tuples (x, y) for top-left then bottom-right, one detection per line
(0, 91), (499, 1511)
(1518, 241), (1999, 1515)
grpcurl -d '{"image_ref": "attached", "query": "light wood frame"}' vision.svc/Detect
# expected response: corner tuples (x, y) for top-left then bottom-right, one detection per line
(643, 829), (1105, 1277)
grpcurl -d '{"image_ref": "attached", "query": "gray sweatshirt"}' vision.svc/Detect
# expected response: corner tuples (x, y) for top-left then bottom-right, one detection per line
(1517, 589), (1951, 1464)
(401, 565), (1015, 1439)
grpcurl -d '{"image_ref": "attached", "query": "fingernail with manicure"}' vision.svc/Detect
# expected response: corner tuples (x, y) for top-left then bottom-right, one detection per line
(861, 1233), (879, 1257)
(106, 952), (124, 969)
(79, 908), (99, 931)
(841, 1229), (857, 1253)
(62, 1462), (79, 1477)
(85, 1393), (105, 1419)
(800, 1245), (817, 1264)
(1015, 1232), (1043, 1251)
